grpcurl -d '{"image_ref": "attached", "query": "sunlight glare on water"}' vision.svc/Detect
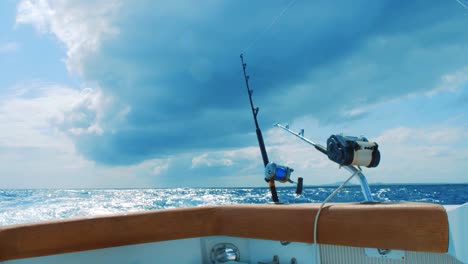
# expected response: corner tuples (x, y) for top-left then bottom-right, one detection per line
(0, 184), (466, 226)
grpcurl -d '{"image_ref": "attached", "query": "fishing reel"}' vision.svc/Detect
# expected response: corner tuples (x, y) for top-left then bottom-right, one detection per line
(265, 162), (303, 194)
(274, 124), (379, 202)
(327, 134), (380, 168)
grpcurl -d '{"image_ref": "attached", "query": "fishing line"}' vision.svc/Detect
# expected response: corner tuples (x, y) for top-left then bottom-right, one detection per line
(243, 0), (298, 53)
(313, 170), (359, 264)
(456, 0), (468, 10)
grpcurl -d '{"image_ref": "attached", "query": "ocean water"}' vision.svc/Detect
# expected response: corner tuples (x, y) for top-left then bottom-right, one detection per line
(0, 184), (466, 226)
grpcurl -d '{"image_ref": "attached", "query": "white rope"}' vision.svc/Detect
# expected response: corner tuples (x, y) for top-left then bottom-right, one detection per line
(313, 170), (359, 264)
(243, 0), (298, 53)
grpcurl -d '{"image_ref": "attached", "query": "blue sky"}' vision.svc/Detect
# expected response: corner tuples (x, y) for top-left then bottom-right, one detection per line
(0, 0), (467, 188)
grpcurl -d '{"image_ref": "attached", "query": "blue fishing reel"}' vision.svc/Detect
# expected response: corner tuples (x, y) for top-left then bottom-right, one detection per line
(265, 162), (303, 194)
(264, 162), (294, 183)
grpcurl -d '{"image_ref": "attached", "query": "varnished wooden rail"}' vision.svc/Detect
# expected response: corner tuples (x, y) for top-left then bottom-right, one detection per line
(0, 203), (448, 261)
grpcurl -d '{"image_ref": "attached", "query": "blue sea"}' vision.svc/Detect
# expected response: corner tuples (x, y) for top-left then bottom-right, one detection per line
(1, 184), (467, 226)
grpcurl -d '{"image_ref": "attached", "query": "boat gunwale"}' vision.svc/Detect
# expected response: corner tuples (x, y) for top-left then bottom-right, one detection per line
(0, 202), (449, 261)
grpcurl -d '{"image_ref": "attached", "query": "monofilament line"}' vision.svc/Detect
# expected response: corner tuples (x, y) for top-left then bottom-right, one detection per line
(456, 0), (468, 9)
(243, 0), (298, 53)
(313, 170), (359, 264)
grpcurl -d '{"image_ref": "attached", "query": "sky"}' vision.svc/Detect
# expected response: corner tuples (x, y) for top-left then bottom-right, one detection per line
(0, 0), (467, 188)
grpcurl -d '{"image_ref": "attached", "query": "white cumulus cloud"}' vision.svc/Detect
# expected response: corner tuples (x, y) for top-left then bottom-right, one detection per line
(16, 0), (121, 74)
(0, 82), (160, 188)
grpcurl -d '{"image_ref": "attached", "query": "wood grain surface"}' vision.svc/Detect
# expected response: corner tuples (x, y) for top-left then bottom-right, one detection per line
(0, 203), (448, 261)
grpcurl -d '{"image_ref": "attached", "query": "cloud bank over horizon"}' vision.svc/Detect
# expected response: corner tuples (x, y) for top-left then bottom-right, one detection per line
(3, 0), (467, 187)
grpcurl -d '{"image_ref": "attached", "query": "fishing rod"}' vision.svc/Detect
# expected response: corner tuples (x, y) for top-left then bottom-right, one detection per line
(275, 124), (327, 155)
(240, 54), (303, 203)
(274, 123), (380, 202)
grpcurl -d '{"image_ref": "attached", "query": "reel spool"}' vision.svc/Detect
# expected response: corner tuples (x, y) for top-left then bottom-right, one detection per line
(327, 135), (380, 168)
(265, 162), (294, 182)
(265, 162), (303, 195)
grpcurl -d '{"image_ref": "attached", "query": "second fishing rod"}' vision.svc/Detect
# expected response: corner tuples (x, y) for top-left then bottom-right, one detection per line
(240, 54), (302, 203)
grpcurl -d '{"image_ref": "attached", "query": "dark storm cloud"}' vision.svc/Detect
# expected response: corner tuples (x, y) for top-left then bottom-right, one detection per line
(66, 0), (468, 164)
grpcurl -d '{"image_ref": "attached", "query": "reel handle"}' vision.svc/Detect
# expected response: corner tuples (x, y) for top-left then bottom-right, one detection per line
(296, 177), (303, 195)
